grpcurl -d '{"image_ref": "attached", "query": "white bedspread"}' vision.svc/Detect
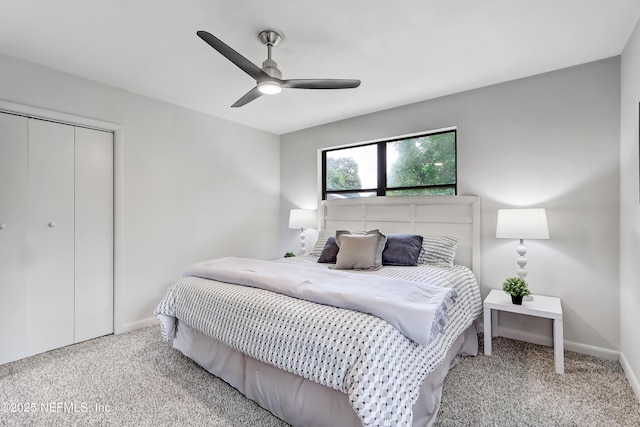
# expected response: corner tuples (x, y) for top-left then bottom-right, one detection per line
(155, 257), (482, 427)
(183, 257), (457, 346)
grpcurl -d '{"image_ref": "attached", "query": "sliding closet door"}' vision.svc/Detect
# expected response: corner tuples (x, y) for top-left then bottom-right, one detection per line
(26, 119), (75, 356)
(74, 127), (114, 342)
(0, 113), (29, 364)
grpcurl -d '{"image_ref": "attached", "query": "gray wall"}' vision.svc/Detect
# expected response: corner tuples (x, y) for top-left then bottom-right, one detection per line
(0, 53), (281, 333)
(620, 19), (640, 396)
(280, 58), (621, 355)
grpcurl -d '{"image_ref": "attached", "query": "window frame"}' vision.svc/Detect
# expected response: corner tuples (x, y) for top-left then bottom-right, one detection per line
(322, 128), (457, 200)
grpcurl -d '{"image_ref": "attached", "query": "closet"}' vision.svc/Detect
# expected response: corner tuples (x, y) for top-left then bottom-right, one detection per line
(0, 112), (113, 364)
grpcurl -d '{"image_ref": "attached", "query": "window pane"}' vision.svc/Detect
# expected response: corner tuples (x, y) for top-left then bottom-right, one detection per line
(325, 192), (377, 200)
(321, 129), (457, 200)
(386, 132), (456, 189)
(325, 145), (377, 191)
(387, 187), (455, 196)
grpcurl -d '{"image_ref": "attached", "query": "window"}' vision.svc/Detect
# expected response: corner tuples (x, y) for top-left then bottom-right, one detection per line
(322, 129), (456, 200)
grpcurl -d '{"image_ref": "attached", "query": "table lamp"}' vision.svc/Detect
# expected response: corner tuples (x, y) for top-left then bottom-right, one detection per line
(496, 208), (549, 279)
(288, 209), (317, 255)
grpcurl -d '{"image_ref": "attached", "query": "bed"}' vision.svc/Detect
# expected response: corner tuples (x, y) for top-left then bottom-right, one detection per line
(155, 195), (482, 426)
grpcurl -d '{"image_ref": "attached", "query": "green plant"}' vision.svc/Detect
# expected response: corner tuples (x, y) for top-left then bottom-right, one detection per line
(284, 252), (296, 258)
(502, 277), (530, 297)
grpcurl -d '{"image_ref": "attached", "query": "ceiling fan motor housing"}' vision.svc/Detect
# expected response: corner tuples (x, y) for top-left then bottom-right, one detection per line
(261, 57), (282, 79)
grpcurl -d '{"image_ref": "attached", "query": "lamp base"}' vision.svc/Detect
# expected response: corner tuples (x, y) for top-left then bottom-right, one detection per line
(515, 239), (533, 300)
(298, 228), (306, 255)
(516, 239), (528, 279)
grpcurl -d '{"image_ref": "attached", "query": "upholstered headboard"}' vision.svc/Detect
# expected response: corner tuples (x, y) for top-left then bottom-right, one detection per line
(320, 195), (480, 278)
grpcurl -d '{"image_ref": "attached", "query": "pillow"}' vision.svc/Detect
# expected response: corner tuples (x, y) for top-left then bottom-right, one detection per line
(317, 236), (339, 263)
(334, 230), (386, 270)
(310, 230), (333, 257)
(417, 234), (460, 266)
(382, 234), (424, 266)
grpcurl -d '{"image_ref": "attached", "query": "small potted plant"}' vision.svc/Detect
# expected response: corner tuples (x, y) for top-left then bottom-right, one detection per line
(502, 277), (530, 305)
(284, 252), (296, 258)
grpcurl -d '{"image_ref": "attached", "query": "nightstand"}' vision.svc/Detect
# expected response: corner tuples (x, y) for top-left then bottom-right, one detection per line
(483, 289), (564, 374)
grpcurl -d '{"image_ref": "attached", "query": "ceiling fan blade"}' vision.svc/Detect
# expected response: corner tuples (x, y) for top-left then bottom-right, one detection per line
(231, 86), (263, 108)
(282, 79), (361, 89)
(197, 31), (270, 81)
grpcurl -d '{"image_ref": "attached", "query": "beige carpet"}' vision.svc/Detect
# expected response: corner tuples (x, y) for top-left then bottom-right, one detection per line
(437, 335), (640, 426)
(0, 326), (638, 426)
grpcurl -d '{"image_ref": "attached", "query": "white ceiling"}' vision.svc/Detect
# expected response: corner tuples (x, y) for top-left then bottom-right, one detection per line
(0, 0), (639, 135)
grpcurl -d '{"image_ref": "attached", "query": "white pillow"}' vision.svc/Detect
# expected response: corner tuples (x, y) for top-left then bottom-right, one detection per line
(417, 234), (460, 266)
(334, 230), (386, 270)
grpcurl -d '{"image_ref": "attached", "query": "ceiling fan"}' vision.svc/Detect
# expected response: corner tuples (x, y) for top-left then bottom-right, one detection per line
(196, 30), (361, 107)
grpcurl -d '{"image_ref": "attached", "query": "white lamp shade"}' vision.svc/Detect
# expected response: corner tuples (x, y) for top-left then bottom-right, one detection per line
(496, 208), (549, 239)
(288, 209), (317, 229)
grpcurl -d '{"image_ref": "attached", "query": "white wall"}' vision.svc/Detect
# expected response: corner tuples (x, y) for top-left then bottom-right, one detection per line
(280, 58), (621, 355)
(620, 19), (640, 397)
(0, 53), (281, 333)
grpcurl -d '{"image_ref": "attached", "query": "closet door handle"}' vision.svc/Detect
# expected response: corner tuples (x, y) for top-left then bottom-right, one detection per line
(48, 221), (56, 228)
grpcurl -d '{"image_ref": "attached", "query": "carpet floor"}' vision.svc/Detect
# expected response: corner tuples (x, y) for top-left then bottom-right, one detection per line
(0, 326), (638, 426)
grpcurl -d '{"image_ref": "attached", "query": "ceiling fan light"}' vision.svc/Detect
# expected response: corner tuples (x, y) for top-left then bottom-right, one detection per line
(258, 81), (282, 95)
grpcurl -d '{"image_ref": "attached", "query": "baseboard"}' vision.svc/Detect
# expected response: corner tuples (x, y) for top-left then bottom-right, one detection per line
(115, 316), (158, 334)
(477, 319), (619, 360)
(620, 352), (640, 402)
(496, 326), (552, 347)
(563, 340), (619, 360)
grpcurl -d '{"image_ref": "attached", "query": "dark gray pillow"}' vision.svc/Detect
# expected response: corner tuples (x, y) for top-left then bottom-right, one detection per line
(382, 234), (424, 266)
(317, 236), (339, 263)
(311, 230), (333, 257)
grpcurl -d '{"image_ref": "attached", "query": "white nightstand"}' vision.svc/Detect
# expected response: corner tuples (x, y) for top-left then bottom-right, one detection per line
(483, 289), (564, 374)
